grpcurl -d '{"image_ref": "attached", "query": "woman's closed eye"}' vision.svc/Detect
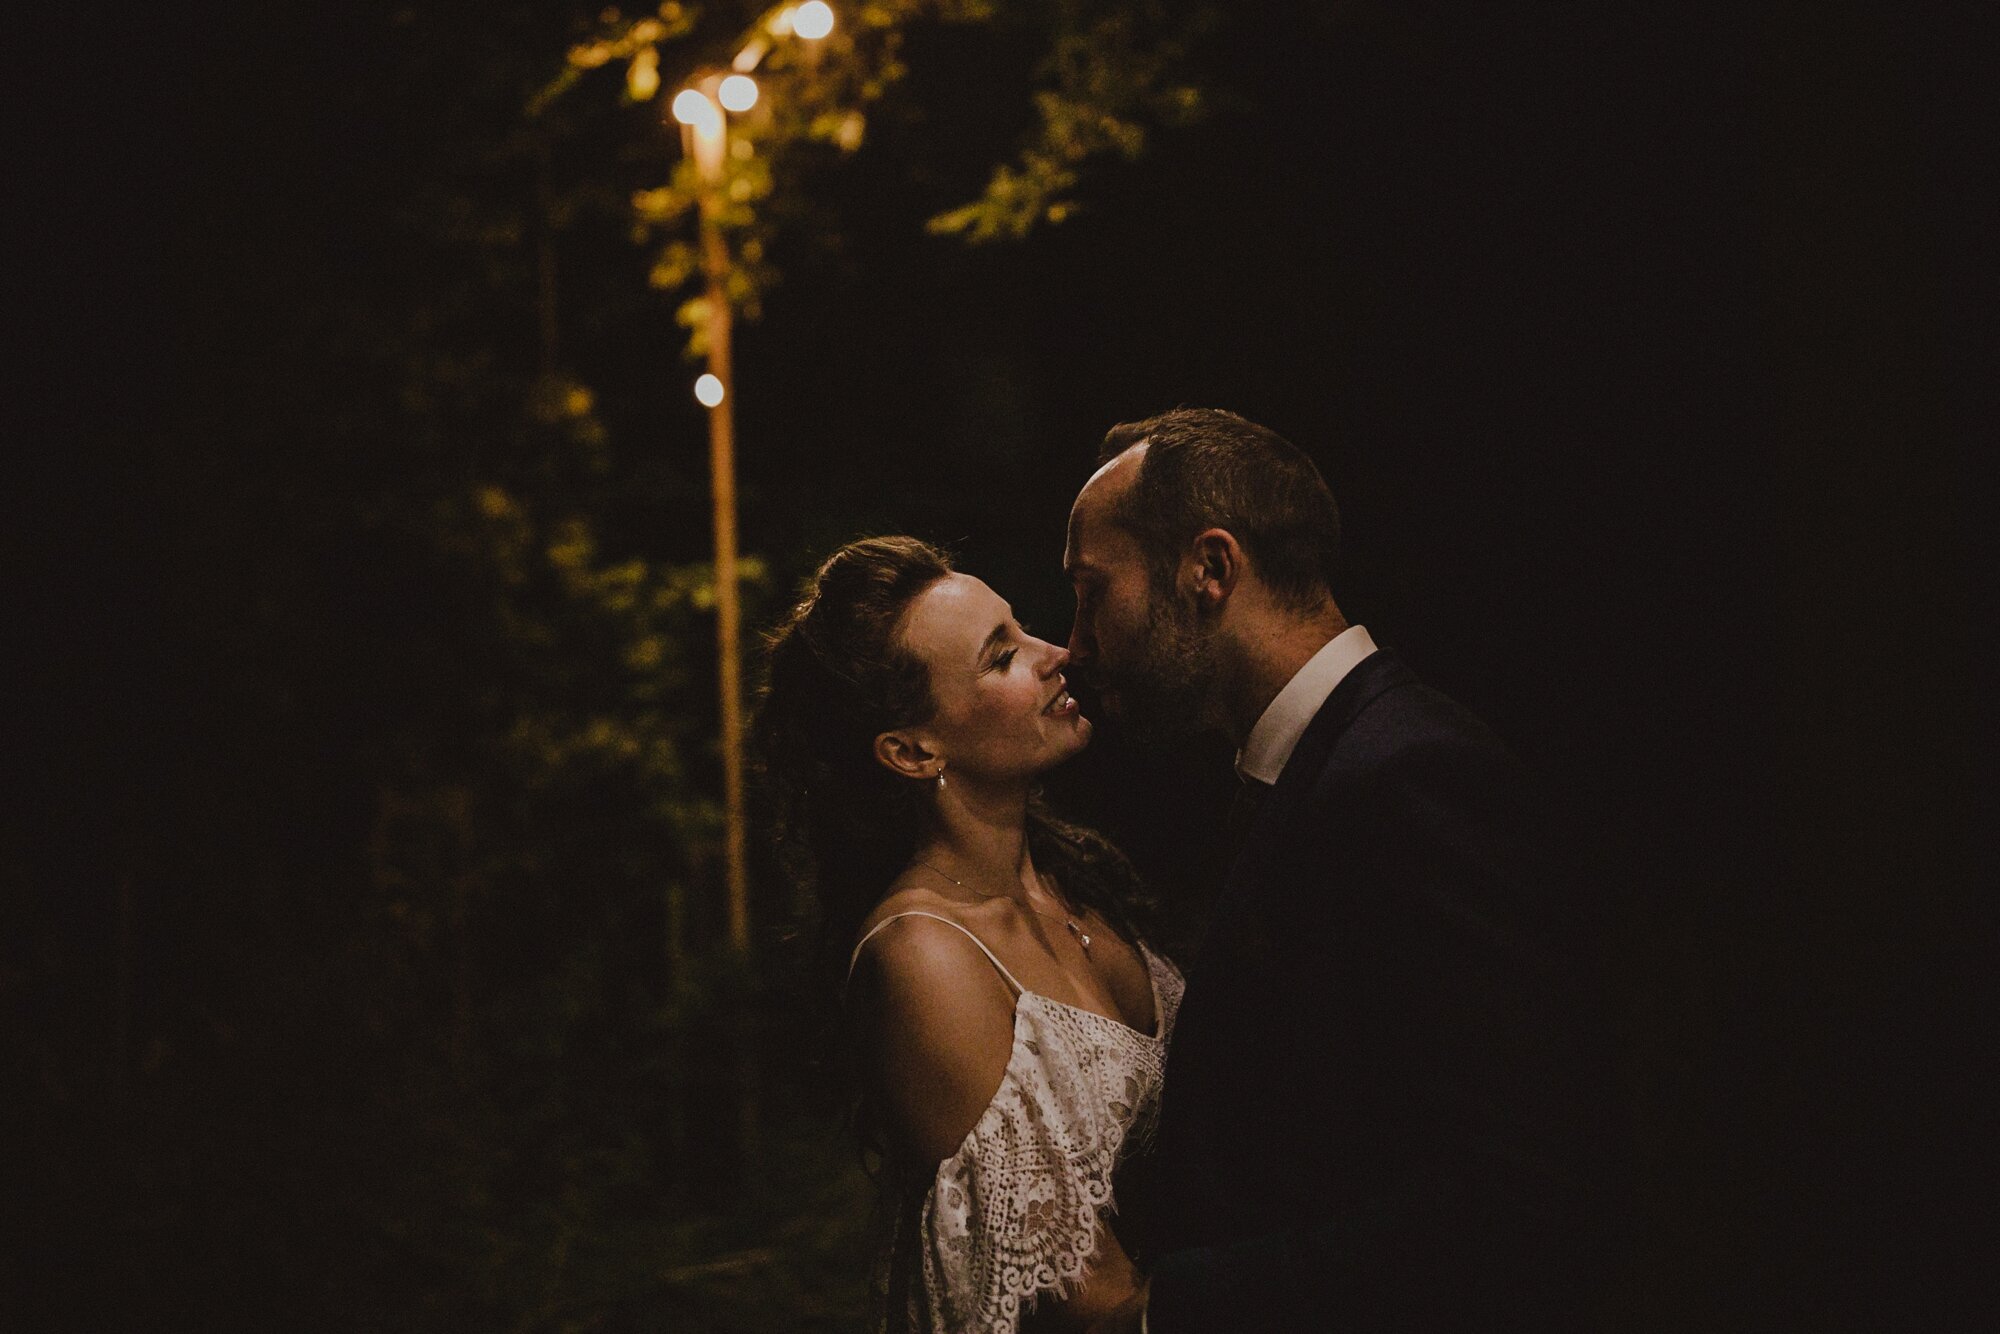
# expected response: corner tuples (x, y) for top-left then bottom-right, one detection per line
(987, 620), (1031, 671)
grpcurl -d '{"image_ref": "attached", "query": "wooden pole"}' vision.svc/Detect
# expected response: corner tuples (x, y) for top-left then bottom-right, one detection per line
(686, 83), (760, 1189)
(693, 106), (751, 956)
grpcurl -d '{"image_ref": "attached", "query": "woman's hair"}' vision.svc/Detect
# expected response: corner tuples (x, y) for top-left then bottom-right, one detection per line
(755, 536), (1153, 993)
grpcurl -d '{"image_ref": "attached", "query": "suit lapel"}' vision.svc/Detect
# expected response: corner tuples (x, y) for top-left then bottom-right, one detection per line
(1156, 650), (1421, 1211)
(1220, 648), (1417, 899)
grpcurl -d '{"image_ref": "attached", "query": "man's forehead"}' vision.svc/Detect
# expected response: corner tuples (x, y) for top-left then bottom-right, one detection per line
(1083, 441), (1146, 494)
(1066, 442), (1145, 570)
(1064, 512), (1141, 578)
(1080, 444), (1144, 496)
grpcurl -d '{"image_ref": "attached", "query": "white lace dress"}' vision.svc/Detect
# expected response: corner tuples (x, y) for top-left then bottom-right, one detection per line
(848, 911), (1184, 1334)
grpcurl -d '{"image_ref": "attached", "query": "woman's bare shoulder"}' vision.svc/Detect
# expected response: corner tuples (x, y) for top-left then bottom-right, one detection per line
(855, 877), (960, 937)
(848, 885), (1019, 1161)
(850, 885), (993, 996)
(852, 881), (1021, 1020)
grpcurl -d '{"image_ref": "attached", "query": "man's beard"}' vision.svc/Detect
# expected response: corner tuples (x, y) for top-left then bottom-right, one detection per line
(1101, 591), (1223, 744)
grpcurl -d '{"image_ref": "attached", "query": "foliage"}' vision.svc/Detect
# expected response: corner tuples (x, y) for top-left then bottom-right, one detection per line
(537, 0), (1212, 352)
(321, 4), (1211, 1322)
(17, 2), (1217, 1329)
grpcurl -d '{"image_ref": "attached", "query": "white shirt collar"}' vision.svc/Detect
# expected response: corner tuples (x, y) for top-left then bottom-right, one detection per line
(1233, 625), (1379, 785)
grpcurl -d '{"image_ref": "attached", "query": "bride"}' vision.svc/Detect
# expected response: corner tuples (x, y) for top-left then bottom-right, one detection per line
(758, 536), (1179, 1333)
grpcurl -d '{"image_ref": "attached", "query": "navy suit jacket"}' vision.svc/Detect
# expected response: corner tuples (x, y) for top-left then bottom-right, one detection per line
(1139, 649), (1620, 1331)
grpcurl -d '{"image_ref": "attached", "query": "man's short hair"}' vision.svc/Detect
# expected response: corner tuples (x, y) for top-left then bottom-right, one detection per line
(1099, 408), (1340, 611)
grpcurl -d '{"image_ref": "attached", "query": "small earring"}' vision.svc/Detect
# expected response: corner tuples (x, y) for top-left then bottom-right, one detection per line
(934, 764), (947, 790)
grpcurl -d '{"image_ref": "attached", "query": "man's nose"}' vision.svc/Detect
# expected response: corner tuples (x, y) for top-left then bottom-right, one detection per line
(1066, 614), (1092, 664)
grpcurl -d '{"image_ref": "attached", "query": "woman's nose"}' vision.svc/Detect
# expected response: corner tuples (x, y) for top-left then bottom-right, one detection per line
(1039, 642), (1069, 678)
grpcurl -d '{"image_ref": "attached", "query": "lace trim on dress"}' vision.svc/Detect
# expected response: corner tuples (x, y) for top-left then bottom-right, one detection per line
(880, 939), (1184, 1334)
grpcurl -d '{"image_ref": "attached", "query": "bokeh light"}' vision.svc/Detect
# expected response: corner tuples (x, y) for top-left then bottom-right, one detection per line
(694, 374), (726, 407)
(793, 2), (835, 40)
(718, 75), (759, 113)
(671, 89), (722, 135)
(626, 49), (659, 100)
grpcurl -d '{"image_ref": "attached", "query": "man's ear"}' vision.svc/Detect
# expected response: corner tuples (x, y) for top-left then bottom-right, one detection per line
(874, 728), (940, 781)
(1188, 528), (1245, 608)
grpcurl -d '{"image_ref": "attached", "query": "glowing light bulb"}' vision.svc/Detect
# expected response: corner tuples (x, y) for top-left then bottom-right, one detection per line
(695, 374), (726, 407)
(793, 1), (834, 40)
(718, 74), (759, 112)
(671, 88), (722, 135)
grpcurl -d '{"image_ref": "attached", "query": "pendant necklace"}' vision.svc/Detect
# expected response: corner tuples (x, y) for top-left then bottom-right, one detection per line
(914, 860), (1092, 951)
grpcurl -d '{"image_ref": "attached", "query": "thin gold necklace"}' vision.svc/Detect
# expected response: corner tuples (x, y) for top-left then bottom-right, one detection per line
(913, 859), (1092, 951)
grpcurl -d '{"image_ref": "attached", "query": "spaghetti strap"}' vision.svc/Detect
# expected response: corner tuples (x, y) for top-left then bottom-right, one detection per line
(846, 911), (1027, 995)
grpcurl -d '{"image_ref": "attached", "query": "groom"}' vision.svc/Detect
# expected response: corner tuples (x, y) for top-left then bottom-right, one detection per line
(1065, 410), (1619, 1331)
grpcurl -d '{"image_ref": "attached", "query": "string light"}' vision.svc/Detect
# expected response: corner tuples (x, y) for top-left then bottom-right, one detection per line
(793, 2), (835, 40)
(695, 373), (726, 407)
(718, 74), (759, 112)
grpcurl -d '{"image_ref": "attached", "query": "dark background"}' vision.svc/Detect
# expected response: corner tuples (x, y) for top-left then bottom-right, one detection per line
(9, 1), (1977, 1329)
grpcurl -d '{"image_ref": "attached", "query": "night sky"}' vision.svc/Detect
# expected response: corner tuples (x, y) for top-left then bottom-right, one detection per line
(14, 2), (1977, 1328)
